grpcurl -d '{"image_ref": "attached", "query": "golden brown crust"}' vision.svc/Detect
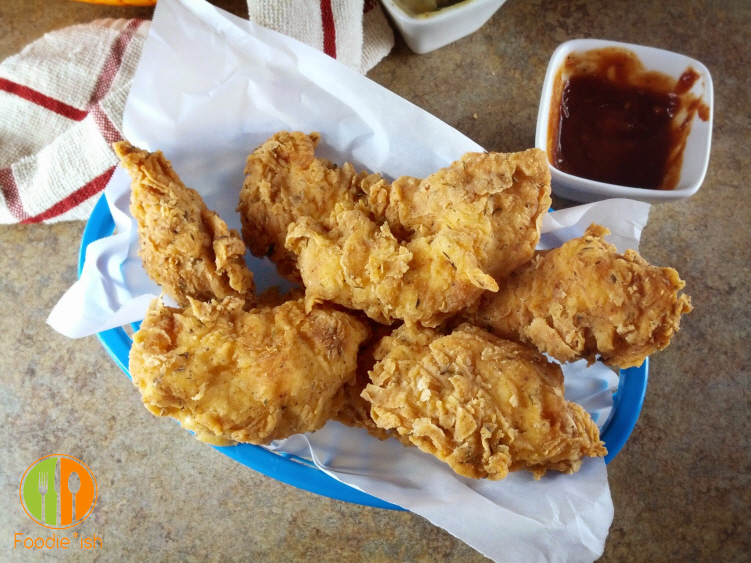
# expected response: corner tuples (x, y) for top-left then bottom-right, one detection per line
(237, 131), (376, 280)
(333, 319), (409, 443)
(362, 324), (606, 480)
(287, 204), (499, 326)
(471, 224), (693, 368)
(366, 148), (552, 281)
(285, 148), (551, 326)
(115, 141), (254, 307)
(129, 296), (370, 446)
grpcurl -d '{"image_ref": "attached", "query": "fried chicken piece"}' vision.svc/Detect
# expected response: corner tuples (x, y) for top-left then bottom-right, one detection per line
(470, 224), (693, 368)
(288, 204), (498, 326)
(334, 320), (403, 442)
(286, 149), (551, 326)
(253, 286), (305, 308)
(364, 148), (551, 281)
(362, 324), (606, 480)
(115, 141), (254, 307)
(129, 296), (369, 446)
(237, 131), (377, 280)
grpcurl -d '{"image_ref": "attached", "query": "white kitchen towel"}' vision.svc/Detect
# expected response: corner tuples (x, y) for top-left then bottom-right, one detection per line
(247, 0), (394, 73)
(0, 19), (149, 224)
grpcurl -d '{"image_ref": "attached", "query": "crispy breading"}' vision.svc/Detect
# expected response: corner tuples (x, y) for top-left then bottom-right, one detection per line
(471, 224), (692, 368)
(362, 324), (606, 480)
(129, 296), (370, 446)
(364, 148), (552, 281)
(115, 141), (254, 307)
(334, 319), (404, 442)
(286, 149), (551, 326)
(287, 204), (498, 326)
(237, 131), (376, 280)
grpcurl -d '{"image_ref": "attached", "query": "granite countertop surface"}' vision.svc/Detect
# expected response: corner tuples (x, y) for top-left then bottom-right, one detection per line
(0, 0), (748, 561)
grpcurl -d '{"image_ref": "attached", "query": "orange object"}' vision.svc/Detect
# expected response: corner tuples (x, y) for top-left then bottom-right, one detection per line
(70, 0), (157, 6)
(59, 457), (96, 525)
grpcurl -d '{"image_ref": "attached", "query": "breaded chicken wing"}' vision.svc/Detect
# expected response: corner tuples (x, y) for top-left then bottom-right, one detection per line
(129, 296), (370, 446)
(286, 149), (551, 326)
(470, 224), (692, 368)
(237, 131), (376, 280)
(115, 141), (254, 307)
(362, 324), (606, 480)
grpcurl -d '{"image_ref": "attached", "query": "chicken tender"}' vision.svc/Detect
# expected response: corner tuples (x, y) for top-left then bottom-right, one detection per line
(288, 204), (498, 326)
(471, 224), (692, 368)
(237, 131), (376, 280)
(362, 324), (606, 480)
(129, 296), (370, 446)
(286, 149), (551, 326)
(364, 148), (551, 281)
(115, 141), (254, 307)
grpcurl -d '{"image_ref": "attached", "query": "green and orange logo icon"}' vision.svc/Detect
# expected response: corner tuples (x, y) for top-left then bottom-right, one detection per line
(19, 455), (98, 529)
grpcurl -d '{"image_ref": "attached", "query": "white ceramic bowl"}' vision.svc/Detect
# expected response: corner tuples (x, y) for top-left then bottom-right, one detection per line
(380, 0), (508, 55)
(535, 39), (713, 204)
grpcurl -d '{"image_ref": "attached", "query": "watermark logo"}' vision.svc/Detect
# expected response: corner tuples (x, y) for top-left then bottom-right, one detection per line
(19, 455), (98, 529)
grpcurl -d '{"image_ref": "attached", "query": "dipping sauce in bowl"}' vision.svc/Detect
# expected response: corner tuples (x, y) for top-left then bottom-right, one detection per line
(548, 48), (710, 191)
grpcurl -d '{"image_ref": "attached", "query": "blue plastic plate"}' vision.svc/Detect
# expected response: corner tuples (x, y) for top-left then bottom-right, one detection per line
(81, 194), (647, 510)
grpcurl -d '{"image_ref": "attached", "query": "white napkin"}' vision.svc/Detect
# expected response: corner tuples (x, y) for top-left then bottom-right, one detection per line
(47, 0), (653, 560)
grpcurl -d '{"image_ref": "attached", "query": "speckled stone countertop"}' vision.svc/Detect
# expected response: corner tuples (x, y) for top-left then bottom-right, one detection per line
(0, 1), (748, 561)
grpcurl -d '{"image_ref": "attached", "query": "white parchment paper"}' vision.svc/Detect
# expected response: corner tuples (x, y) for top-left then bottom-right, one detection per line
(47, 1), (653, 560)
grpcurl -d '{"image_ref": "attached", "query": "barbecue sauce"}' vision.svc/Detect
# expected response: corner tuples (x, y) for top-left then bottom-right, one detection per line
(548, 48), (709, 190)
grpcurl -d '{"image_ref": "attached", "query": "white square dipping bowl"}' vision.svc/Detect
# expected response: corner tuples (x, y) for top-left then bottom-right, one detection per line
(535, 39), (713, 204)
(380, 0), (508, 55)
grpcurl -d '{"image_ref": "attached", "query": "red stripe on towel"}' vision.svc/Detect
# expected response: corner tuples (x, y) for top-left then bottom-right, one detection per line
(0, 167), (30, 221)
(0, 19), (143, 128)
(90, 19), (144, 106)
(320, 0), (337, 58)
(90, 104), (123, 145)
(0, 78), (87, 121)
(21, 166), (116, 224)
